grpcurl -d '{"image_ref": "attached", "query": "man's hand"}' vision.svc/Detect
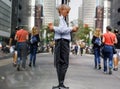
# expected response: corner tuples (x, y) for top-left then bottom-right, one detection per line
(48, 23), (54, 32)
(72, 26), (78, 32)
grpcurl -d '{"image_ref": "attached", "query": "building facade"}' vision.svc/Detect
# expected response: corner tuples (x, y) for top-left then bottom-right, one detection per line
(43, 0), (56, 25)
(11, 0), (35, 32)
(95, 6), (104, 31)
(82, 0), (96, 28)
(0, 0), (12, 42)
(111, 0), (120, 30)
(103, 0), (111, 33)
(78, 6), (83, 21)
(95, 0), (104, 32)
(96, 0), (103, 6)
(35, 0), (43, 31)
(11, 0), (19, 33)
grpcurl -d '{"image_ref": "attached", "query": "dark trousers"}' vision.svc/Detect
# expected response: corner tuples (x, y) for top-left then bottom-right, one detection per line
(17, 42), (28, 68)
(80, 48), (83, 55)
(93, 48), (101, 67)
(30, 46), (37, 66)
(54, 39), (70, 86)
(103, 45), (113, 72)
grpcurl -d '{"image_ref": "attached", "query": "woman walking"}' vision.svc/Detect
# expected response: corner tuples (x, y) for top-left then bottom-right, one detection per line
(29, 26), (40, 67)
(92, 28), (102, 69)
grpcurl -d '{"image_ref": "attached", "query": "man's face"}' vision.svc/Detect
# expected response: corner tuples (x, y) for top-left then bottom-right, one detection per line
(60, 9), (69, 17)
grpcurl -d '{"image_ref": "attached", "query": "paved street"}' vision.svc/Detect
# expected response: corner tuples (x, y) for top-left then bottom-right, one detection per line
(0, 53), (120, 89)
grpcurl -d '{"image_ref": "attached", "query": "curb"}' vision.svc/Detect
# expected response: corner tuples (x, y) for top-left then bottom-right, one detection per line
(0, 52), (49, 60)
(0, 53), (12, 60)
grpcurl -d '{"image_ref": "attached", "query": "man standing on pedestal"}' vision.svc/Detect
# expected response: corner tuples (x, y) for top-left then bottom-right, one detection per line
(48, 4), (78, 89)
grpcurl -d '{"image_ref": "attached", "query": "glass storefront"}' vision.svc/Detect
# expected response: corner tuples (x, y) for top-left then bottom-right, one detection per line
(0, 0), (12, 44)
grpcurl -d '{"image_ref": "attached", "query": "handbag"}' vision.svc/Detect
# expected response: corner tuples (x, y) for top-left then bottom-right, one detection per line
(112, 46), (117, 54)
(109, 35), (117, 54)
(30, 36), (37, 44)
(100, 45), (104, 58)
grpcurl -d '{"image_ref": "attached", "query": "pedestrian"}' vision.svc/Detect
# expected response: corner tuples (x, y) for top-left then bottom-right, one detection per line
(50, 40), (55, 54)
(74, 43), (78, 55)
(113, 29), (120, 71)
(92, 28), (102, 69)
(102, 26), (117, 74)
(48, 4), (78, 89)
(79, 41), (85, 56)
(29, 26), (40, 67)
(15, 26), (29, 71)
(9, 26), (19, 67)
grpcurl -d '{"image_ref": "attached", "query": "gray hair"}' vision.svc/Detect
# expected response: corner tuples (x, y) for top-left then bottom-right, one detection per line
(57, 4), (71, 13)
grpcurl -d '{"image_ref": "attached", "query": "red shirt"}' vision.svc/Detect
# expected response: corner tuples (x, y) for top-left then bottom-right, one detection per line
(15, 29), (28, 42)
(103, 32), (116, 45)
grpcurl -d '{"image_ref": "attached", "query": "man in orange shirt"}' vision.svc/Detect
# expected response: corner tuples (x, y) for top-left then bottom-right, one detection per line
(15, 26), (29, 71)
(102, 26), (117, 74)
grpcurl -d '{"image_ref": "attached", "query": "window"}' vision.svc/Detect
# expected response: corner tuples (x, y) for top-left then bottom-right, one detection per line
(117, 21), (120, 25)
(118, 8), (120, 13)
(19, 4), (22, 10)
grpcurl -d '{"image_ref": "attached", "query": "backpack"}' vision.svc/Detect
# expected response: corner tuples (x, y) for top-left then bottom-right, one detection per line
(94, 37), (101, 46)
(30, 36), (37, 44)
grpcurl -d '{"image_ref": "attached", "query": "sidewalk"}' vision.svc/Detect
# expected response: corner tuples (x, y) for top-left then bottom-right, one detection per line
(0, 53), (120, 89)
(0, 51), (12, 60)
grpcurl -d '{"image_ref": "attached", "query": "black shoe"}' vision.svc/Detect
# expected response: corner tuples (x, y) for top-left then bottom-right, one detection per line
(17, 65), (20, 71)
(29, 62), (31, 67)
(98, 65), (101, 70)
(60, 85), (69, 89)
(52, 85), (60, 89)
(113, 68), (118, 71)
(109, 68), (112, 75)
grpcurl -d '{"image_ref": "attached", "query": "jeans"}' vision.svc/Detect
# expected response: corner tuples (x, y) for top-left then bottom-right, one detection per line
(29, 46), (37, 66)
(17, 42), (28, 68)
(94, 48), (101, 67)
(103, 45), (113, 72)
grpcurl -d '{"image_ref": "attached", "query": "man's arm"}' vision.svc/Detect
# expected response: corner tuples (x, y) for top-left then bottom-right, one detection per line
(14, 34), (17, 41)
(26, 32), (29, 41)
(54, 26), (78, 33)
(53, 26), (72, 34)
(48, 23), (78, 33)
(9, 38), (12, 47)
(114, 35), (117, 44)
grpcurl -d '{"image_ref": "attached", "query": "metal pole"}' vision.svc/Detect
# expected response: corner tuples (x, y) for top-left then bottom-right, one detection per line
(62, 0), (64, 4)
(62, 0), (67, 4)
(103, 0), (111, 33)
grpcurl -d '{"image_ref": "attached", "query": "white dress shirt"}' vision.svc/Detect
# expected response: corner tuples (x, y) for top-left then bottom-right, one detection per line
(53, 15), (72, 41)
